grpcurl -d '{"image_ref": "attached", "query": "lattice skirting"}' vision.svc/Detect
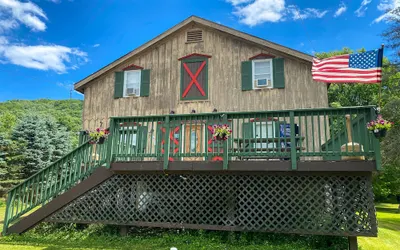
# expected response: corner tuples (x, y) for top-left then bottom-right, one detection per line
(47, 172), (377, 236)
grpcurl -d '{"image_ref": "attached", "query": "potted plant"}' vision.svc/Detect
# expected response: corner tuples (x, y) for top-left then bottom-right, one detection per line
(212, 124), (232, 141)
(88, 128), (109, 144)
(367, 115), (393, 139)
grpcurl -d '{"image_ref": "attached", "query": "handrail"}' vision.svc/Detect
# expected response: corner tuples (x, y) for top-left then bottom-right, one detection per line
(3, 138), (108, 235)
(110, 106), (375, 119)
(109, 106), (380, 170)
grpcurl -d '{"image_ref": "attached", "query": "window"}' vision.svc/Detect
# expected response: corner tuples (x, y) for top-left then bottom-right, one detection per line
(252, 59), (273, 88)
(124, 70), (141, 97)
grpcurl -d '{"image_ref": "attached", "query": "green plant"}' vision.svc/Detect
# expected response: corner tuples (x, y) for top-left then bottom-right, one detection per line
(367, 115), (394, 132)
(212, 124), (232, 141)
(88, 128), (109, 144)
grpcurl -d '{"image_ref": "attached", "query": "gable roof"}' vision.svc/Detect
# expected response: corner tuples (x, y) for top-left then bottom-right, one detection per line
(74, 15), (313, 93)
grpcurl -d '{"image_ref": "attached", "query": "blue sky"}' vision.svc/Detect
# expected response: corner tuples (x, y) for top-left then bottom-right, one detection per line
(0, 0), (397, 101)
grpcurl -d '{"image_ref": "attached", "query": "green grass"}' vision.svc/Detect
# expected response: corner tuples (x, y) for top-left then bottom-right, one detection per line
(0, 202), (398, 249)
(358, 203), (400, 250)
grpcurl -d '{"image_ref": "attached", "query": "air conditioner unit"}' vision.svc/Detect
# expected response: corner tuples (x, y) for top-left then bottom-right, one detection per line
(126, 88), (139, 96)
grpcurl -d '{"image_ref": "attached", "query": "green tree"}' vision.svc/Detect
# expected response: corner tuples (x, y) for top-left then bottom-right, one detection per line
(382, 7), (400, 62)
(11, 115), (72, 178)
(315, 48), (400, 200)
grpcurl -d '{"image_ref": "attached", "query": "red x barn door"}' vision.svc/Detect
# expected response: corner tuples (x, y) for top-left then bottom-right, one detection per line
(157, 122), (181, 161)
(180, 56), (209, 100)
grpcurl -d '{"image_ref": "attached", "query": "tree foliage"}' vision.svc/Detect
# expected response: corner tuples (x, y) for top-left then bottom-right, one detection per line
(315, 47), (400, 200)
(0, 99), (82, 181)
(10, 115), (72, 178)
(382, 7), (400, 63)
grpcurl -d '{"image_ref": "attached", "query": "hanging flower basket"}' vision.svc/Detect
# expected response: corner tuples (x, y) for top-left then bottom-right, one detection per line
(212, 124), (232, 141)
(373, 129), (387, 138)
(367, 115), (393, 139)
(88, 128), (109, 144)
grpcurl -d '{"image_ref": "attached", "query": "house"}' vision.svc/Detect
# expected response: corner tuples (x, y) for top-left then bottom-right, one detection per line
(74, 16), (327, 131)
(3, 16), (379, 249)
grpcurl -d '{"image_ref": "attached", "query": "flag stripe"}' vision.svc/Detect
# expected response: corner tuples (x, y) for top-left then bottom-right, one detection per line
(312, 71), (382, 77)
(312, 58), (349, 67)
(312, 73), (381, 78)
(313, 68), (382, 73)
(312, 76), (381, 82)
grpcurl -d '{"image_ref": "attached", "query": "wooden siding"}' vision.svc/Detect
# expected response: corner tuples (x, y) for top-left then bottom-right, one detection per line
(82, 24), (328, 130)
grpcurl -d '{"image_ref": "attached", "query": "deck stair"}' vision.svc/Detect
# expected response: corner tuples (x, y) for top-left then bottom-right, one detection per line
(2, 140), (108, 235)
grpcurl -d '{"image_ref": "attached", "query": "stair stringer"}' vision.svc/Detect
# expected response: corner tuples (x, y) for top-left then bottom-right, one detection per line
(7, 167), (114, 234)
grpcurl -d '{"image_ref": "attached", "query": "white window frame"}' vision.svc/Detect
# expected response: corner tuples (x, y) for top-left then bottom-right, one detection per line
(123, 70), (141, 97)
(252, 59), (273, 89)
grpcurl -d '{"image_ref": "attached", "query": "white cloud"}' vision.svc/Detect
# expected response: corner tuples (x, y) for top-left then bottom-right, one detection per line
(0, 1), (88, 73)
(373, 0), (400, 23)
(56, 81), (73, 90)
(0, 0), (47, 32)
(233, 0), (286, 26)
(56, 81), (83, 96)
(0, 43), (88, 73)
(226, 0), (252, 5)
(92, 43), (100, 48)
(355, 0), (372, 17)
(287, 6), (328, 20)
(227, 0), (328, 26)
(334, 2), (347, 17)
(0, 19), (18, 32)
(0, 35), (8, 44)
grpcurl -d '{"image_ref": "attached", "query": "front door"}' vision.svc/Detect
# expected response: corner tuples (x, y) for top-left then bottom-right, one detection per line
(184, 124), (203, 161)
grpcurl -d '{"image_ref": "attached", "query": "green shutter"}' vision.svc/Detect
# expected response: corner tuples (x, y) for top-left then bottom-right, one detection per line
(273, 58), (285, 89)
(241, 61), (252, 91)
(114, 72), (124, 99)
(137, 126), (148, 153)
(140, 69), (150, 97)
(242, 122), (254, 149)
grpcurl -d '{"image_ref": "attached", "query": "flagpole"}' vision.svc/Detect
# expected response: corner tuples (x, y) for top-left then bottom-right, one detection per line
(379, 44), (384, 110)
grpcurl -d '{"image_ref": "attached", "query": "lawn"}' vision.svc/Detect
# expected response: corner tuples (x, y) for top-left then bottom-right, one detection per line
(358, 203), (400, 250)
(0, 202), (397, 250)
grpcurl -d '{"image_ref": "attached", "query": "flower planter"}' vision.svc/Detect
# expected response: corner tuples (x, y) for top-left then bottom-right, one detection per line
(373, 129), (387, 139)
(215, 133), (228, 141)
(98, 137), (106, 144)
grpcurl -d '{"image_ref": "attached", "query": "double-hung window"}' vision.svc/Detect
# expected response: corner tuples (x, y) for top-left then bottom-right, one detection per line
(124, 70), (141, 97)
(252, 59), (273, 88)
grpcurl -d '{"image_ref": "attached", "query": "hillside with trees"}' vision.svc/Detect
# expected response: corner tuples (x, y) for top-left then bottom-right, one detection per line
(0, 99), (82, 193)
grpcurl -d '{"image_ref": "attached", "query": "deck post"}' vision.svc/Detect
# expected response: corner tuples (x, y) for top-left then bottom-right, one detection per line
(223, 113), (229, 170)
(106, 118), (115, 169)
(119, 225), (128, 236)
(370, 108), (382, 170)
(2, 190), (13, 235)
(289, 111), (297, 170)
(348, 236), (358, 250)
(163, 115), (170, 170)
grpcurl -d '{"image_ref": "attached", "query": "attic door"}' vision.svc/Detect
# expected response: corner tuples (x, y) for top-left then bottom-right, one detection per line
(180, 57), (208, 100)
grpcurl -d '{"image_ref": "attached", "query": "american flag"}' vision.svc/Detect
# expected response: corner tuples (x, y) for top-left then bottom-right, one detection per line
(312, 48), (383, 84)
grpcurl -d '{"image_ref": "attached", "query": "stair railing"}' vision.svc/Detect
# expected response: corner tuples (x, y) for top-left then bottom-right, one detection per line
(2, 139), (108, 235)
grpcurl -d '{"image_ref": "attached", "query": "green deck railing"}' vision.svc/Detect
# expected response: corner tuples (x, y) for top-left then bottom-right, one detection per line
(108, 106), (381, 170)
(2, 106), (381, 235)
(2, 140), (108, 235)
